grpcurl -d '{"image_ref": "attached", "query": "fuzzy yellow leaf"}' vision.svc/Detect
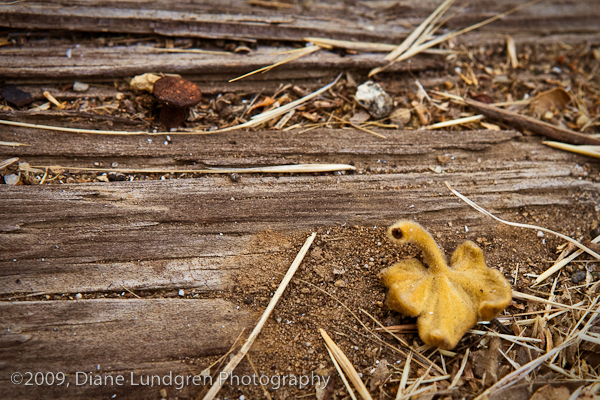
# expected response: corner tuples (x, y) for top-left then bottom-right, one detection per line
(380, 221), (511, 349)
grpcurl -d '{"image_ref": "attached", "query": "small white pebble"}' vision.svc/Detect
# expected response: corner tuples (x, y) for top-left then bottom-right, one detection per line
(72, 81), (89, 92)
(465, 225), (469, 233)
(178, 289), (185, 297)
(537, 231), (544, 238)
(75, 293), (82, 300)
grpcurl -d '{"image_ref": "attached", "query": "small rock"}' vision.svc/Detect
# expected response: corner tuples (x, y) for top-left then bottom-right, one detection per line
(178, 289), (185, 297)
(72, 81), (89, 92)
(244, 296), (254, 305)
(159, 388), (167, 398)
(108, 172), (127, 182)
(130, 73), (161, 93)
(3, 173), (20, 185)
(572, 270), (587, 284)
(334, 279), (347, 287)
(0, 85), (34, 107)
(355, 81), (393, 119)
(537, 231), (545, 238)
(75, 293), (83, 300)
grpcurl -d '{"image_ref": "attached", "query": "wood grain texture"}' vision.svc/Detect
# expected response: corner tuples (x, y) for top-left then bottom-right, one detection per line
(1, 129), (598, 296)
(0, 45), (442, 80)
(1, 0), (599, 43)
(0, 298), (254, 399)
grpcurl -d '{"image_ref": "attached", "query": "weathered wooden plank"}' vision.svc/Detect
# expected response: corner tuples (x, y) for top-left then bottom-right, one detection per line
(0, 298), (255, 399)
(0, 128), (522, 166)
(2, 129), (598, 297)
(1, 163), (597, 296)
(0, 44), (442, 80)
(1, 0), (599, 43)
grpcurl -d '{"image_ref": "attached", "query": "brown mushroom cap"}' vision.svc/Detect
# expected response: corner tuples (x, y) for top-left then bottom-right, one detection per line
(153, 76), (202, 108)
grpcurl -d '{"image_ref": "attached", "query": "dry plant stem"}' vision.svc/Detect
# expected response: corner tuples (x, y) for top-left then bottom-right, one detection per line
(201, 232), (316, 400)
(384, 0), (455, 61)
(543, 141), (600, 158)
(28, 163), (356, 175)
(477, 299), (600, 398)
(370, 0), (543, 76)
(0, 119), (186, 136)
(536, 234), (600, 284)
(229, 45), (322, 82)
(448, 349), (469, 389)
(404, 365), (433, 399)
(0, 141), (30, 147)
(512, 292), (594, 313)
(324, 345), (358, 400)
(422, 114), (483, 129)
(305, 37), (397, 52)
(465, 99), (600, 145)
(0, 157), (19, 170)
(445, 182), (600, 260)
(319, 329), (373, 400)
(396, 352), (412, 399)
(141, 47), (230, 55)
(213, 73), (342, 133)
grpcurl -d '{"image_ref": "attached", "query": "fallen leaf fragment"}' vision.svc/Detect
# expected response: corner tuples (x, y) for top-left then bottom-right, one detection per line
(379, 221), (512, 350)
(529, 87), (572, 117)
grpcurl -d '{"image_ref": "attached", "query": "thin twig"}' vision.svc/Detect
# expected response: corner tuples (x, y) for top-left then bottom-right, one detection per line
(422, 115), (484, 129)
(320, 329), (373, 400)
(445, 182), (600, 260)
(27, 163), (356, 175)
(543, 141), (600, 158)
(535, 234), (600, 284)
(448, 349), (469, 389)
(465, 99), (600, 145)
(324, 345), (357, 400)
(0, 157), (19, 170)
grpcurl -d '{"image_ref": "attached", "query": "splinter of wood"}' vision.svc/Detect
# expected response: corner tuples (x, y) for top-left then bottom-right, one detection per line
(380, 220), (512, 350)
(465, 98), (600, 146)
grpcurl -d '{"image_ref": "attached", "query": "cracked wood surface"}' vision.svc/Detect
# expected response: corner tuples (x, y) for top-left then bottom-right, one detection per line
(0, 298), (254, 399)
(1, 129), (597, 298)
(0, 45), (442, 80)
(1, 0), (599, 43)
